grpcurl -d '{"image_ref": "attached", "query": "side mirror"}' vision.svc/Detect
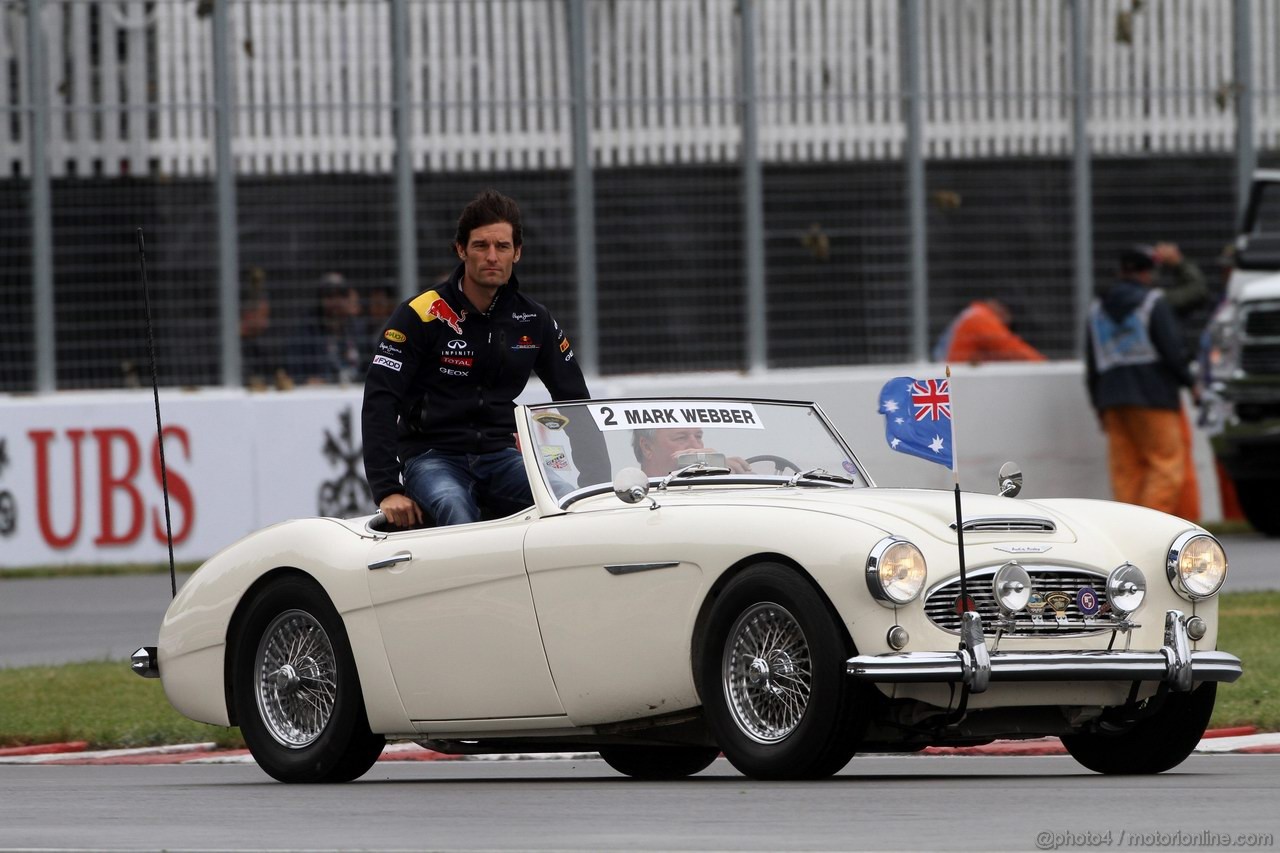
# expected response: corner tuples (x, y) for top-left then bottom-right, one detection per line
(997, 462), (1023, 498)
(613, 467), (655, 507)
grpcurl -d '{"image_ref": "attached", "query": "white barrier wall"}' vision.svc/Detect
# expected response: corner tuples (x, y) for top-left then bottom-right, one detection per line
(0, 361), (1220, 569)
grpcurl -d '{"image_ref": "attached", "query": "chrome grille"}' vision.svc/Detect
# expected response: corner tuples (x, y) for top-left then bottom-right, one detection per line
(1241, 343), (1280, 375)
(952, 516), (1057, 533)
(1243, 305), (1280, 337)
(924, 565), (1111, 637)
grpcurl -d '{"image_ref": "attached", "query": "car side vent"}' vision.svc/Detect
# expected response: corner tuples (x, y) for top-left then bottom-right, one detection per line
(950, 516), (1057, 533)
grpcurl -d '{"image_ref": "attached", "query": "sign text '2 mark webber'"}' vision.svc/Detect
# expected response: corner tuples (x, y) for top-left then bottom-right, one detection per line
(588, 402), (765, 431)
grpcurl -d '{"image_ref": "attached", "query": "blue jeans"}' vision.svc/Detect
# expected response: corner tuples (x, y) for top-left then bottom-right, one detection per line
(402, 447), (533, 527)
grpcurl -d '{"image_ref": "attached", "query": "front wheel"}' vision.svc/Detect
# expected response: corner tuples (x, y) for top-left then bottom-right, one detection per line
(1061, 682), (1216, 774)
(1234, 481), (1280, 537)
(698, 563), (866, 780)
(597, 745), (720, 779)
(233, 576), (385, 782)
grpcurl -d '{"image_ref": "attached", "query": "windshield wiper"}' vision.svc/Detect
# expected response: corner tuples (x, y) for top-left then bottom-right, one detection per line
(787, 467), (855, 487)
(657, 462), (733, 491)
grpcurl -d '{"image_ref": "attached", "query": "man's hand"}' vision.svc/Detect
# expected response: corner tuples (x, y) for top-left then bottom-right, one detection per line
(379, 493), (424, 528)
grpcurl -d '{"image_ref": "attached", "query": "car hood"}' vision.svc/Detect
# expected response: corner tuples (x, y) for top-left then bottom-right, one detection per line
(758, 487), (1081, 544)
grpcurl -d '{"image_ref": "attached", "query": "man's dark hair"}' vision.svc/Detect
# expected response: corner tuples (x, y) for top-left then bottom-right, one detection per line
(1119, 245), (1156, 274)
(454, 190), (523, 249)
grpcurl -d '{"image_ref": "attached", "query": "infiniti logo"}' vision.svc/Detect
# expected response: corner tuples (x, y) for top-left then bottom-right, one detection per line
(446, 339), (467, 350)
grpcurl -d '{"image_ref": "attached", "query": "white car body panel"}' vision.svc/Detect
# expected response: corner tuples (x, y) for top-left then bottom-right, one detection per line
(149, 397), (1233, 751)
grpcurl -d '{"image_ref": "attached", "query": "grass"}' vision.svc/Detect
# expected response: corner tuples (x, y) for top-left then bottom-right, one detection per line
(0, 660), (242, 750)
(0, 592), (1273, 750)
(1210, 590), (1280, 731)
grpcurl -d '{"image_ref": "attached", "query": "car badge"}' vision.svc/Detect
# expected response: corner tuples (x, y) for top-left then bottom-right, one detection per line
(953, 594), (977, 615)
(1045, 591), (1071, 624)
(993, 544), (1052, 554)
(1076, 586), (1101, 621)
(1027, 591), (1046, 624)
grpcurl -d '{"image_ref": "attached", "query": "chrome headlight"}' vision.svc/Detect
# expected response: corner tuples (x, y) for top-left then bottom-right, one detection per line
(992, 561), (1032, 614)
(1106, 563), (1146, 616)
(866, 538), (927, 606)
(1167, 532), (1228, 600)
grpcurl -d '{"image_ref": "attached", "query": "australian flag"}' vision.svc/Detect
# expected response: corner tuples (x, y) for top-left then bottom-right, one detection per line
(878, 376), (954, 470)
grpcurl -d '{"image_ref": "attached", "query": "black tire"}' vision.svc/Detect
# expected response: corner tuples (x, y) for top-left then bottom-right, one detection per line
(1061, 682), (1217, 774)
(597, 745), (721, 779)
(698, 563), (866, 780)
(1234, 481), (1280, 537)
(233, 576), (385, 783)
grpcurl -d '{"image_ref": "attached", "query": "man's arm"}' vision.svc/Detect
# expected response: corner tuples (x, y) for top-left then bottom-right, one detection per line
(1154, 243), (1210, 314)
(361, 304), (422, 506)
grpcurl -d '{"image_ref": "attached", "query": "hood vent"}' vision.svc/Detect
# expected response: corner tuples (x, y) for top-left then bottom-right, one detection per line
(950, 516), (1057, 533)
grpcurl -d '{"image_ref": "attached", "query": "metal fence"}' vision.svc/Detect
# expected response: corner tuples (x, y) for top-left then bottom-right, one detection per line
(3, 0), (1278, 392)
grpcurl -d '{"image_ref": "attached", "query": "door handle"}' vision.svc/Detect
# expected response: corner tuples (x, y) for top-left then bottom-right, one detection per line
(368, 550), (412, 571)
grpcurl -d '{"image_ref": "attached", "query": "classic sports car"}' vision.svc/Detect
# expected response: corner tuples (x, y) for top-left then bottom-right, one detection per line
(133, 397), (1242, 782)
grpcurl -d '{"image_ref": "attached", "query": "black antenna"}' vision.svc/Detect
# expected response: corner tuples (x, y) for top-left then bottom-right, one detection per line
(137, 229), (177, 598)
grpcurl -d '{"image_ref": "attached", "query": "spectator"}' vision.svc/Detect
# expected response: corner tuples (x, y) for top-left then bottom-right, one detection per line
(1085, 246), (1199, 516)
(239, 267), (292, 391)
(932, 298), (1046, 364)
(362, 281), (398, 359)
(288, 272), (365, 385)
(1152, 241), (1212, 361)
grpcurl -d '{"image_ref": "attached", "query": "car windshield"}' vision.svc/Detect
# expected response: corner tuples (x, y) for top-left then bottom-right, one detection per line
(523, 398), (871, 506)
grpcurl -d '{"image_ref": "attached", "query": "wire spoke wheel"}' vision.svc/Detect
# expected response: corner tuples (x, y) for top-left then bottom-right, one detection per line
(722, 601), (813, 744)
(255, 609), (338, 748)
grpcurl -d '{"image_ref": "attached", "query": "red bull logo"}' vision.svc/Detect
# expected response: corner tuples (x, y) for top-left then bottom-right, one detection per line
(427, 298), (467, 334)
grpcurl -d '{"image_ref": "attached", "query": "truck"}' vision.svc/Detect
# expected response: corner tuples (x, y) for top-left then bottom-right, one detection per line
(1204, 169), (1280, 536)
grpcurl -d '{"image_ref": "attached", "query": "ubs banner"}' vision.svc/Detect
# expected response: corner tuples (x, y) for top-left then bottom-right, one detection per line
(0, 388), (376, 569)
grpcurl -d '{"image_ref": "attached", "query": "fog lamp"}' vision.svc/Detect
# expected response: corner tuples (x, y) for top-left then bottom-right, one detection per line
(993, 561), (1032, 614)
(886, 625), (909, 650)
(1167, 532), (1228, 600)
(1186, 616), (1208, 641)
(1106, 563), (1146, 616)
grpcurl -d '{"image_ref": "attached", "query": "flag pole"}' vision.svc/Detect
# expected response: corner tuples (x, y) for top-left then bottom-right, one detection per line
(947, 365), (969, 612)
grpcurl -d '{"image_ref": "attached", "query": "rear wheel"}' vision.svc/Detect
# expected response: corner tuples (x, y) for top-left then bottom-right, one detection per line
(1061, 682), (1216, 774)
(597, 745), (720, 779)
(233, 576), (385, 783)
(698, 563), (866, 780)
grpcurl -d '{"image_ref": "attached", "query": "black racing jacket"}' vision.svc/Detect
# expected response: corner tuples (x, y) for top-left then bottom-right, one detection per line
(361, 265), (590, 504)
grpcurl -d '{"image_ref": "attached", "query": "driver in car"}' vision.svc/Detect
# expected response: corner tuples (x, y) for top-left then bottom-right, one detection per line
(632, 427), (751, 477)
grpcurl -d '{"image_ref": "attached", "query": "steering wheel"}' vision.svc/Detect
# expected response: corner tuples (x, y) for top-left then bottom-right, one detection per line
(745, 454), (802, 475)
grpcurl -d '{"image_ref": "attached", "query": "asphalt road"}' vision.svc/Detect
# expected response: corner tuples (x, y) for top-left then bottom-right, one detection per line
(1, 755), (1277, 851)
(0, 532), (1274, 670)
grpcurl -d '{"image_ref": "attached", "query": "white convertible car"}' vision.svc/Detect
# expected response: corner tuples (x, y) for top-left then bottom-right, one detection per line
(133, 397), (1242, 782)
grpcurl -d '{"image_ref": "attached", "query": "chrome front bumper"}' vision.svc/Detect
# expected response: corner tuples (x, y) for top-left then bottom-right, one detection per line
(847, 609), (1242, 694)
